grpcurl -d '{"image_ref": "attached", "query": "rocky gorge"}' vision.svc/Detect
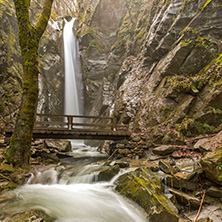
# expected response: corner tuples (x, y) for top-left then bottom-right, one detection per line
(0, 0), (222, 221)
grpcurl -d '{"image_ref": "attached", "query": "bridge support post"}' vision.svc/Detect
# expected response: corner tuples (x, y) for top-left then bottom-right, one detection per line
(112, 117), (117, 131)
(67, 116), (72, 130)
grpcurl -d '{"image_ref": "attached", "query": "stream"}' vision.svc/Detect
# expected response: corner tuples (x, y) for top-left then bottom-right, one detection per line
(0, 145), (147, 222)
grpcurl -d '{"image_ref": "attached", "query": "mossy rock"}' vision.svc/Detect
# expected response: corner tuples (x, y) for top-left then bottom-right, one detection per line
(0, 181), (16, 192)
(200, 146), (222, 185)
(2, 210), (52, 222)
(97, 165), (120, 181)
(115, 167), (179, 222)
(0, 163), (15, 174)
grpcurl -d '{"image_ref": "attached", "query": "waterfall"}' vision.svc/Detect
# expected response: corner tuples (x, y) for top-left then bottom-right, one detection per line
(63, 18), (83, 117)
(63, 18), (84, 146)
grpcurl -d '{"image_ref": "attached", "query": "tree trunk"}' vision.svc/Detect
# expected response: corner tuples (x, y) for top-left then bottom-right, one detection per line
(5, 0), (53, 167)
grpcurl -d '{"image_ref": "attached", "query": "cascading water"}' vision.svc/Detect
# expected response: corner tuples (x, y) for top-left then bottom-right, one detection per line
(63, 18), (84, 146)
(0, 157), (148, 222)
(63, 18), (83, 117)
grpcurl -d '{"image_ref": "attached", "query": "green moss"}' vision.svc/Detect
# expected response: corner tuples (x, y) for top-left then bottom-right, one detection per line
(136, 28), (146, 42)
(168, 61), (222, 95)
(85, 39), (105, 54)
(176, 116), (216, 138)
(206, 106), (222, 115)
(216, 54), (222, 65)
(180, 36), (212, 49)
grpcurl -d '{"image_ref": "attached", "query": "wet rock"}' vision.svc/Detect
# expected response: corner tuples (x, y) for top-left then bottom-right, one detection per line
(171, 151), (184, 159)
(0, 181), (16, 192)
(168, 188), (200, 209)
(165, 174), (197, 191)
(200, 147), (222, 185)
(197, 218), (213, 222)
(174, 171), (196, 181)
(117, 148), (131, 156)
(97, 165), (120, 181)
(110, 160), (129, 168)
(206, 186), (222, 198)
(44, 139), (72, 152)
(153, 145), (175, 156)
(115, 167), (179, 222)
(34, 151), (60, 164)
(148, 155), (169, 161)
(159, 160), (174, 174)
(0, 210), (54, 222)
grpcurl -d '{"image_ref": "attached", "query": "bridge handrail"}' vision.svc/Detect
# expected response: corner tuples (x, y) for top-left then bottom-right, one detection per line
(37, 113), (113, 120)
(35, 114), (127, 131)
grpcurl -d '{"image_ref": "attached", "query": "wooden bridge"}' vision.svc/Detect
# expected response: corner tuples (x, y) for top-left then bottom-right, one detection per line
(4, 114), (130, 142)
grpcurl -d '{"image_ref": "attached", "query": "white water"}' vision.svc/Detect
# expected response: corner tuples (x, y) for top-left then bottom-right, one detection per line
(64, 18), (83, 117)
(63, 18), (84, 146)
(1, 157), (147, 222)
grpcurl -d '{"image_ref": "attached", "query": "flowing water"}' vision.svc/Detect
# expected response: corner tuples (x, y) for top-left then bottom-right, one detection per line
(63, 18), (84, 146)
(63, 18), (83, 117)
(0, 150), (147, 222)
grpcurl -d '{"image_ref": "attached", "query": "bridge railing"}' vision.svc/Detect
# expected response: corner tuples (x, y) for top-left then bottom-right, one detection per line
(35, 114), (128, 132)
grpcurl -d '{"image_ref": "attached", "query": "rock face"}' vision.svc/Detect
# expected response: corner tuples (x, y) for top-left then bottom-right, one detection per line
(195, 131), (222, 153)
(200, 145), (222, 185)
(76, 0), (129, 115)
(78, 0), (222, 146)
(0, 0), (22, 129)
(115, 167), (179, 222)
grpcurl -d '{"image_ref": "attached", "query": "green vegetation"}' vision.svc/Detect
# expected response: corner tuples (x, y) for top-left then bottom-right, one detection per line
(176, 117), (216, 138)
(168, 61), (222, 95)
(216, 164), (222, 181)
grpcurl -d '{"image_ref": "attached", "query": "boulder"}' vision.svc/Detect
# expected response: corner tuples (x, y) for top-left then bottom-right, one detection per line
(110, 160), (129, 168)
(194, 138), (210, 150)
(168, 188), (200, 209)
(196, 131), (222, 153)
(159, 160), (174, 174)
(97, 165), (120, 181)
(44, 139), (72, 152)
(206, 186), (222, 198)
(153, 145), (175, 156)
(200, 147), (222, 185)
(185, 203), (222, 222)
(1, 210), (54, 222)
(165, 174), (197, 191)
(197, 218), (213, 222)
(115, 167), (179, 222)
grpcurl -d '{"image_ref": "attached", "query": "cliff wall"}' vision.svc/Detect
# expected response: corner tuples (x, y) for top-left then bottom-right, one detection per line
(78, 0), (222, 144)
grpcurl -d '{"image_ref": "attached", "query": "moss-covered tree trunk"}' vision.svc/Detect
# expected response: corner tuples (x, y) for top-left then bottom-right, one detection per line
(5, 0), (54, 167)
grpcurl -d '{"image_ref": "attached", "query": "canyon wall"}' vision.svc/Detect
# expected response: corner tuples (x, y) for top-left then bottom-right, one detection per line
(78, 0), (222, 145)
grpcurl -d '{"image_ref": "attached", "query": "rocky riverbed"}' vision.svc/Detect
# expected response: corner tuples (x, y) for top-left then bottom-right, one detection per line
(0, 131), (222, 221)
